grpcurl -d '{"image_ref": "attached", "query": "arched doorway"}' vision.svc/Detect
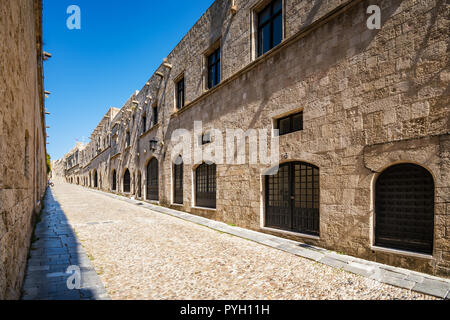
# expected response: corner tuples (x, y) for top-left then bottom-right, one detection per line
(375, 163), (435, 254)
(137, 171), (142, 198)
(112, 170), (117, 191)
(265, 162), (320, 236)
(123, 169), (131, 193)
(93, 170), (98, 188)
(173, 156), (184, 204)
(146, 158), (159, 201)
(195, 162), (216, 209)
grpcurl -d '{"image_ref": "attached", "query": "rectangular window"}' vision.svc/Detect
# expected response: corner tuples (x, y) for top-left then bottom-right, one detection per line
(207, 47), (221, 89)
(258, 0), (282, 57)
(152, 106), (158, 126)
(277, 111), (303, 136)
(126, 131), (131, 147)
(176, 77), (185, 109)
(142, 114), (147, 133)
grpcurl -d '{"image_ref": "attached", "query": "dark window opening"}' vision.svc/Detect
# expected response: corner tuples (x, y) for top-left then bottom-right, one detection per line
(196, 163), (216, 209)
(146, 158), (159, 201)
(258, 0), (283, 57)
(375, 164), (435, 254)
(207, 47), (221, 89)
(123, 169), (131, 193)
(126, 131), (131, 147)
(201, 132), (212, 145)
(112, 170), (117, 191)
(142, 114), (147, 133)
(176, 77), (185, 110)
(277, 111), (303, 136)
(173, 156), (184, 205)
(152, 106), (158, 126)
(266, 162), (320, 236)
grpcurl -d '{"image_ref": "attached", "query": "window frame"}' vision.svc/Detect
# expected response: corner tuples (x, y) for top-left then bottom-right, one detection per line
(176, 76), (185, 110)
(257, 0), (283, 57)
(195, 163), (217, 209)
(276, 111), (303, 136)
(207, 47), (221, 89)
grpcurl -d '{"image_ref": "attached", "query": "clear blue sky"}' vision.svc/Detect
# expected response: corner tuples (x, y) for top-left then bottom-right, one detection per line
(43, 0), (215, 161)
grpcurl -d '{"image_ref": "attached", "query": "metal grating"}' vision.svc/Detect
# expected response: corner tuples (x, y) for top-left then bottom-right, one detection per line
(173, 157), (184, 205)
(196, 163), (216, 209)
(123, 169), (131, 193)
(266, 162), (320, 236)
(146, 158), (159, 201)
(375, 164), (435, 254)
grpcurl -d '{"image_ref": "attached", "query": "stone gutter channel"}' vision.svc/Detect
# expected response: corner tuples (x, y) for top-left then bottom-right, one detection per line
(88, 188), (450, 300)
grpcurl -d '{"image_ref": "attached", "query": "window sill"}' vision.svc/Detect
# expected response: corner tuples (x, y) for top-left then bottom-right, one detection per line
(370, 246), (434, 260)
(192, 206), (217, 212)
(171, 203), (184, 207)
(140, 123), (160, 139)
(261, 226), (320, 241)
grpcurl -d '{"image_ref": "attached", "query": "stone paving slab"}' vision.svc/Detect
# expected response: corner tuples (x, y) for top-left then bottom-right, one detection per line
(21, 189), (110, 300)
(89, 188), (450, 300)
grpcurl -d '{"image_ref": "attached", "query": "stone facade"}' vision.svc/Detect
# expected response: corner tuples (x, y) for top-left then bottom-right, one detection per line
(61, 0), (449, 277)
(0, 0), (48, 299)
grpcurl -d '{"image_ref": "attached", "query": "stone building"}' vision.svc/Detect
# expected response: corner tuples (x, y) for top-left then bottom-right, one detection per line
(62, 0), (449, 277)
(0, 0), (49, 299)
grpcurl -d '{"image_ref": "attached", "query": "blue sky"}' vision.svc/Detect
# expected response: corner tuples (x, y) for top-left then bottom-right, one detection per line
(43, 0), (215, 161)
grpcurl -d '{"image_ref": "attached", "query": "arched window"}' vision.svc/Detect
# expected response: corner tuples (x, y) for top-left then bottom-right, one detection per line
(137, 171), (142, 198)
(112, 170), (117, 191)
(173, 156), (183, 204)
(265, 162), (320, 236)
(93, 170), (98, 188)
(123, 169), (131, 193)
(146, 158), (159, 201)
(375, 164), (434, 254)
(196, 163), (216, 209)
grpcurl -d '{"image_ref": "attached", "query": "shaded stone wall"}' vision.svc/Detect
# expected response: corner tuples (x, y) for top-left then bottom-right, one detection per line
(0, 0), (48, 299)
(63, 0), (449, 276)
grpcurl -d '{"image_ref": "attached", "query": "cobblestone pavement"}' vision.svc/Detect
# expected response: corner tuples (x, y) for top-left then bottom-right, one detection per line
(45, 182), (440, 300)
(21, 189), (109, 300)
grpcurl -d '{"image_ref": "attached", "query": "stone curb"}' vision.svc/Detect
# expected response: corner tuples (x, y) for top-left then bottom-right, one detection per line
(88, 187), (450, 300)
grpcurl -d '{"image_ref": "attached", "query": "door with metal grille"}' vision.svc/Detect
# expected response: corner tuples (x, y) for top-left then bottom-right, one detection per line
(123, 169), (131, 193)
(375, 164), (434, 254)
(196, 163), (216, 209)
(137, 172), (142, 198)
(112, 170), (117, 191)
(266, 162), (320, 236)
(146, 158), (159, 201)
(173, 157), (183, 204)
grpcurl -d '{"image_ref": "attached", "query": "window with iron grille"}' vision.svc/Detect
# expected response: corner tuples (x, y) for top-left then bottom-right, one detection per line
(196, 163), (216, 209)
(173, 156), (183, 204)
(277, 111), (303, 136)
(176, 77), (185, 109)
(266, 162), (320, 236)
(123, 169), (131, 193)
(112, 170), (117, 191)
(207, 48), (221, 89)
(258, 0), (283, 57)
(146, 158), (159, 201)
(375, 164), (435, 254)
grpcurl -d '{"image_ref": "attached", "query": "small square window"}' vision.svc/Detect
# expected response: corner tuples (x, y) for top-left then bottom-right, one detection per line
(277, 111), (303, 136)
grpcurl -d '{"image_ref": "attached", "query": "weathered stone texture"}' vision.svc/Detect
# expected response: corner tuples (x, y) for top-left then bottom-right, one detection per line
(62, 0), (449, 277)
(0, 0), (48, 299)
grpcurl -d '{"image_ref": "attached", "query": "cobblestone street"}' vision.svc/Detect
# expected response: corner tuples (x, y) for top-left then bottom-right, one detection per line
(21, 182), (442, 300)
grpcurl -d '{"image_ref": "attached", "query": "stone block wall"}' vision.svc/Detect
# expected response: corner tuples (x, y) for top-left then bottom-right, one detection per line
(63, 0), (449, 277)
(0, 0), (48, 299)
